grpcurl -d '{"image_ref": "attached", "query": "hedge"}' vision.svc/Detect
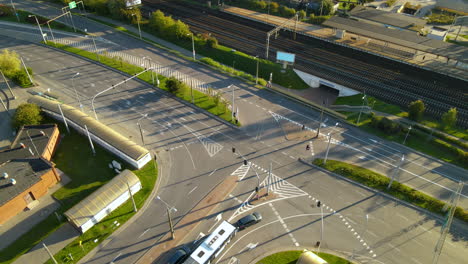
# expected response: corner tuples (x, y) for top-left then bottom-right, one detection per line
(313, 159), (468, 223)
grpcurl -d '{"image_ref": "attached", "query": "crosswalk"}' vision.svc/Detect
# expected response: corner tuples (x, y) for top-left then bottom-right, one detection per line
(184, 125), (223, 157)
(230, 164), (251, 180)
(229, 162), (308, 221)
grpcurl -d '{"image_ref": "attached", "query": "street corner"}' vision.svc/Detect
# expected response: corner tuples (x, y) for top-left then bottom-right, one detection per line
(249, 188), (278, 205)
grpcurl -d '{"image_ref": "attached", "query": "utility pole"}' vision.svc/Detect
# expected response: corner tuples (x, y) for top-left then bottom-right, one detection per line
(356, 95), (366, 125)
(191, 79), (194, 104)
(231, 85), (235, 121)
(157, 196), (177, 240)
(432, 181), (464, 264)
(126, 182), (137, 212)
(20, 57), (33, 85)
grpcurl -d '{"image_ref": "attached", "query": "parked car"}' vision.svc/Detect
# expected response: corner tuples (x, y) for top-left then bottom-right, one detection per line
(166, 245), (191, 264)
(234, 212), (262, 230)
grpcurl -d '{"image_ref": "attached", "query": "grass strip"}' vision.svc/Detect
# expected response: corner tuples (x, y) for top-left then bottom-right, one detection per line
(82, 14), (308, 89)
(44, 41), (238, 126)
(0, 118), (156, 264)
(313, 159), (468, 223)
(257, 250), (352, 264)
(334, 94), (467, 140)
(44, 161), (157, 264)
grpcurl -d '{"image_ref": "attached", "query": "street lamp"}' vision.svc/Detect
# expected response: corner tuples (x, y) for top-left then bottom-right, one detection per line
(71, 72), (83, 111)
(143, 57), (154, 85)
(187, 33), (196, 60)
(0, 69), (15, 99)
(131, 14), (142, 39)
(156, 196), (177, 239)
(387, 154), (405, 189)
(229, 84), (235, 121)
(324, 133), (332, 165)
(315, 98), (326, 138)
(137, 114), (148, 145)
(255, 55), (259, 84)
(356, 95), (366, 125)
(10, 0), (19, 22)
(28, 15), (46, 43)
(403, 126), (412, 145)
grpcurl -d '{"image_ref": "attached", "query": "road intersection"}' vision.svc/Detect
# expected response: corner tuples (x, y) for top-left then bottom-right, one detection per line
(0, 2), (467, 263)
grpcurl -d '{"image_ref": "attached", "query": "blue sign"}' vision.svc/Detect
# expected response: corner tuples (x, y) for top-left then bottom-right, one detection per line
(276, 51), (295, 63)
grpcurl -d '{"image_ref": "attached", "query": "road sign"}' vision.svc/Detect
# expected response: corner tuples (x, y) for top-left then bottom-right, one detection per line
(69, 1), (77, 9)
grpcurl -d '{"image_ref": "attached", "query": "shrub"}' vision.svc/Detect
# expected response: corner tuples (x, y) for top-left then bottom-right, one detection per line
(408, 100), (425, 121)
(12, 103), (43, 129)
(0, 49), (21, 76)
(255, 0), (267, 9)
(12, 68), (33, 87)
(441, 108), (457, 129)
(165, 76), (184, 95)
(270, 2), (279, 13)
(206, 36), (219, 48)
(0, 4), (13, 17)
(371, 115), (401, 134)
(308, 14), (332, 24)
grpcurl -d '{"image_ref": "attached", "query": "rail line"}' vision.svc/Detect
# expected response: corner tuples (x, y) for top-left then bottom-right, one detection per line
(141, 0), (468, 126)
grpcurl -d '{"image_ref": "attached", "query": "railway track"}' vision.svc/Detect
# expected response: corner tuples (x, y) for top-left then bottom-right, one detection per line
(141, 0), (468, 127)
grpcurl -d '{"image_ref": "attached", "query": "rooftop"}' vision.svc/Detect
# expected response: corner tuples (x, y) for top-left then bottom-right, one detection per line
(0, 158), (52, 206)
(349, 6), (427, 29)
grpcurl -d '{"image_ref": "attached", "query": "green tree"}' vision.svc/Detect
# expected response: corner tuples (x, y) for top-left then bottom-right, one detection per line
(172, 20), (191, 39)
(441, 108), (457, 128)
(12, 103), (43, 129)
(270, 2), (279, 13)
(0, 49), (21, 76)
(317, 0), (334, 16)
(107, 0), (125, 19)
(206, 36), (218, 48)
(408, 99), (425, 121)
(256, 1), (267, 9)
(166, 76), (183, 95)
(298, 10), (307, 19)
(213, 91), (221, 107)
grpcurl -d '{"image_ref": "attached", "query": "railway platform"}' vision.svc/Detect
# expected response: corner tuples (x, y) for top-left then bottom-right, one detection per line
(221, 6), (468, 80)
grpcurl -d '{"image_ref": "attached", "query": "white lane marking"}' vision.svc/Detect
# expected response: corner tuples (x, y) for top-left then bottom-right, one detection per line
(396, 213), (409, 221)
(229, 194), (244, 204)
(188, 186), (198, 195)
(358, 156), (366, 160)
(411, 257), (423, 264)
(209, 168), (218, 177)
(269, 203), (300, 247)
(289, 155), (296, 159)
(138, 228), (150, 238)
(364, 147), (372, 152)
(110, 252), (122, 264)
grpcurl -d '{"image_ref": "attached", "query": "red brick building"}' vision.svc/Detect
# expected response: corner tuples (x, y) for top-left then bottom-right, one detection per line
(0, 124), (60, 224)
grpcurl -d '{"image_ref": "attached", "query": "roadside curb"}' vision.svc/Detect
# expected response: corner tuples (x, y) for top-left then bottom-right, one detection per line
(298, 159), (468, 233)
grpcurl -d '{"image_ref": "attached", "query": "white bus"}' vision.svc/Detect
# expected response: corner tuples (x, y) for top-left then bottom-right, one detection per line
(182, 221), (237, 264)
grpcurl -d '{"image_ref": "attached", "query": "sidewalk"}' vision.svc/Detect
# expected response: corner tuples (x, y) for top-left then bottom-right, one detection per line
(136, 175), (239, 264)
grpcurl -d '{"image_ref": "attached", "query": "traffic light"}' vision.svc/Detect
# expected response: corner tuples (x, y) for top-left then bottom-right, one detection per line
(243, 160), (247, 165)
(255, 186), (259, 193)
(317, 201), (321, 207)
(232, 147), (236, 153)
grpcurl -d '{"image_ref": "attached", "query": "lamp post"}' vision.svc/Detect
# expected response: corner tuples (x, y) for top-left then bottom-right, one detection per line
(137, 114), (148, 145)
(356, 95), (366, 125)
(255, 55), (259, 84)
(324, 133), (332, 165)
(315, 99), (325, 138)
(92, 68), (153, 120)
(71, 72), (83, 111)
(156, 196), (177, 239)
(143, 57), (154, 85)
(10, 0), (19, 22)
(187, 33), (196, 60)
(131, 14), (142, 39)
(403, 126), (412, 145)
(28, 15), (46, 43)
(0, 69), (15, 99)
(230, 84), (235, 121)
(387, 154), (405, 189)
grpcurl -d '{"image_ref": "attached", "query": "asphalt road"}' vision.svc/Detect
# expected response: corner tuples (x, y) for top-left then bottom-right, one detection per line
(1, 5), (467, 264)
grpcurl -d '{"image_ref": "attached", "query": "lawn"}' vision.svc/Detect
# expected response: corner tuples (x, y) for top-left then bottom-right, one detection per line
(0, 120), (157, 264)
(313, 159), (468, 223)
(334, 94), (468, 140)
(257, 250), (352, 264)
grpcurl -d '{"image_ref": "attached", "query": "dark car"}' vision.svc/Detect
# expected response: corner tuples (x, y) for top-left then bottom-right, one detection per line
(234, 212), (262, 230)
(166, 245), (191, 264)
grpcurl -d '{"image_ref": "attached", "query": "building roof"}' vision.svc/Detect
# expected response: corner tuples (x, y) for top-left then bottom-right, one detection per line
(323, 16), (468, 62)
(350, 6), (427, 29)
(10, 124), (58, 156)
(28, 96), (149, 162)
(64, 170), (140, 228)
(0, 158), (52, 206)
